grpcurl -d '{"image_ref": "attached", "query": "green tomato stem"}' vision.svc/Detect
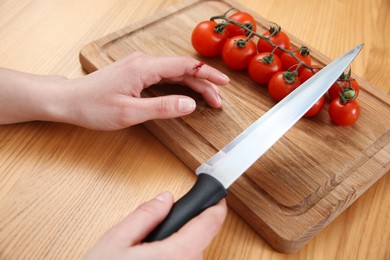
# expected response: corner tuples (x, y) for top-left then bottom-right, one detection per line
(211, 12), (313, 70)
(210, 9), (357, 96)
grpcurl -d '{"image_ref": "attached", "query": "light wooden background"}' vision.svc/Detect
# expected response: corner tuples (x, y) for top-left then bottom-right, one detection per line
(0, 0), (389, 259)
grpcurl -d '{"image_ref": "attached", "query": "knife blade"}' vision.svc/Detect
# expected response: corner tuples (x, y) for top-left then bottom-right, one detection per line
(144, 43), (363, 242)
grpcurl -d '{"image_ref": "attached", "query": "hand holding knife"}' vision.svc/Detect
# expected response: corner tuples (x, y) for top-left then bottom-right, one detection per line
(144, 44), (364, 242)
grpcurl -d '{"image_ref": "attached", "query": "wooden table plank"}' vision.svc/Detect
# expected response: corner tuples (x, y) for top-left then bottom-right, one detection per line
(0, 0), (388, 259)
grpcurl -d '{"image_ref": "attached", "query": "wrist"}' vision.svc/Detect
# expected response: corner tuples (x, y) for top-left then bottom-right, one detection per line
(0, 68), (84, 126)
(37, 76), (81, 126)
(0, 69), (70, 125)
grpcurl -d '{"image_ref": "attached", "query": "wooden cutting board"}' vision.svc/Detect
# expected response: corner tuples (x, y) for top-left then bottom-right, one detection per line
(79, 0), (390, 253)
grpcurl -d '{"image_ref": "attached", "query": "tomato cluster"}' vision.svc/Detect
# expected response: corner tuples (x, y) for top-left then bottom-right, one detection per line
(191, 10), (361, 126)
(327, 70), (360, 125)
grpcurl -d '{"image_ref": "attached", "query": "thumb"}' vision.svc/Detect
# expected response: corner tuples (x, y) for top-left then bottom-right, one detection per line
(83, 192), (174, 260)
(104, 192), (174, 247)
(141, 96), (196, 120)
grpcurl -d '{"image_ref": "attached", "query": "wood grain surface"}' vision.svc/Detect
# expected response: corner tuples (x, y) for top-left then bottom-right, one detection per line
(0, 0), (389, 259)
(79, 0), (390, 253)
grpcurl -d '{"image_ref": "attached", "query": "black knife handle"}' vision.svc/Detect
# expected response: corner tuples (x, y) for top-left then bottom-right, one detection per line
(144, 173), (227, 242)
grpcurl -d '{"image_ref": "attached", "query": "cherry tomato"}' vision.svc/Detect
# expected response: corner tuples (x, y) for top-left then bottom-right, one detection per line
(304, 95), (325, 117)
(248, 52), (282, 85)
(191, 20), (228, 57)
(257, 25), (290, 57)
(299, 67), (320, 83)
(222, 36), (257, 70)
(280, 46), (311, 72)
(328, 99), (360, 126)
(268, 71), (301, 101)
(225, 12), (257, 37)
(328, 78), (360, 100)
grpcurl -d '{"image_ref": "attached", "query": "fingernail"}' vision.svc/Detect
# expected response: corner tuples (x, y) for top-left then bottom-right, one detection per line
(217, 94), (222, 106)
(221, 73), (230, 82)
(178, 98), (196, 113)
(155, 191), (172, 202)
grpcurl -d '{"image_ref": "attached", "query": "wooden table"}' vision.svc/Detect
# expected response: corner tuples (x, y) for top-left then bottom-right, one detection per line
(0, 0), (388, 259)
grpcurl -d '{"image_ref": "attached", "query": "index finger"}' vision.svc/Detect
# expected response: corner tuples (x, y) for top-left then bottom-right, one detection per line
(151, 56), (230, 86)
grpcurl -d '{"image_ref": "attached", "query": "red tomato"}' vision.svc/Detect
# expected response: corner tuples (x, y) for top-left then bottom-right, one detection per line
(225, 12), (257, 37)
(222, 36), (257, 70)
(248, 52), (282, 85)
(328, 78), (360, 100)
(280, 46), (311, 72)
(191, 20), (228, 57)
(299, 67), (320, 83)
(268, 71), (301, 101)
(304, 95), (325, 117)
(329, 99), (360, 126)
(257, 25), (291, 57)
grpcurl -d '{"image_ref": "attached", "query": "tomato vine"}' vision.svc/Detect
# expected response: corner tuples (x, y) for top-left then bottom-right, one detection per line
(191, 9), (362, 125)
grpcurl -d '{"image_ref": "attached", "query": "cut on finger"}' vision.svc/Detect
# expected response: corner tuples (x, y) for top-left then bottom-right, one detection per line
(150, 56), (230, 86)
(189, 61), (230, 86)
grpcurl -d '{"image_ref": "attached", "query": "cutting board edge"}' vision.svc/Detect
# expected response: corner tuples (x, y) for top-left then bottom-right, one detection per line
(226, 147), (389, 253)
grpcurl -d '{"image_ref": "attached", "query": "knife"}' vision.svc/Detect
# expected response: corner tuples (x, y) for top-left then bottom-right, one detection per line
(144, 43), (364, 242)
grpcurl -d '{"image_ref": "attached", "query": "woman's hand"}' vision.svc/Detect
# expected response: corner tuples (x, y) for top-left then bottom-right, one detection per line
(84, 192), (227, 260)
(0, 52), (229, 130)
(66, 52), (229, 130)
